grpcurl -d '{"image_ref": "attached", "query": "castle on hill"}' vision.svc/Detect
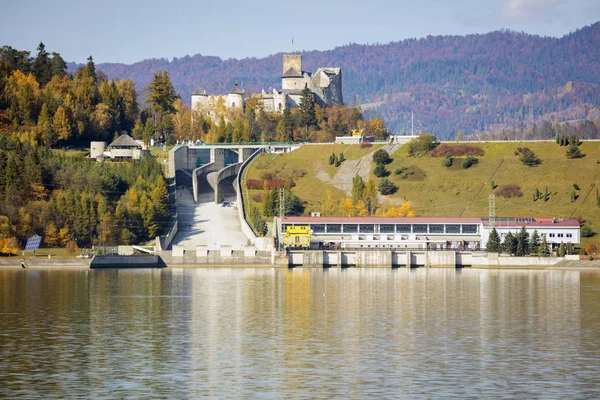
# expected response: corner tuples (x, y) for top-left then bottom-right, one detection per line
(191, 54), (343, 116)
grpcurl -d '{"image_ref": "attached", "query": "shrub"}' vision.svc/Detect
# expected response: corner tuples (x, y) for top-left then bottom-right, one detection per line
(246, 179), (294, 190)
(495, 184), (523, 198)
(339, 152), (345, 162)
(374, 163), (390, 177)
(378, 178), (398, 195)
(462, 156), (478, 169)
(520, 150), (542, 166)
(443, 155), (452, 167)
(430, 144), (484, 157)
(251, 193), (263, 202)
(328, 153), (335, 165)
(372, 149), (392, 164)
(581, 224), (595, 238)
(585, 243), (598, 256)
(394, 168), (403, 175)
(407, 134), (439, 156)
(573, 184), (580, 190)
(360, 141), (373, 148)
(566, 141), (584, 159)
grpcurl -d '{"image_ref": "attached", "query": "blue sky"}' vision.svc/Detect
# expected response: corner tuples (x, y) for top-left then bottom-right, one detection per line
(2, 0), (599, 64)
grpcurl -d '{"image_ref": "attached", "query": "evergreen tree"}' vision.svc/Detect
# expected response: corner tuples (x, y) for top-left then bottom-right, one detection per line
(372, 149), (392, 164)
(299, 85), (316, 139)
(503, 231), (517, 255)
(559, 241), (566, 257)
(529, 229), (540, 255)
(486, 227), (502, 252)
(86, 55), (97, 83)
(32, 42), (52, 86)
(374, 163), (389, 177)
(275, 107), (293, 142)
(50, 52), (67, 77)
(378, 178), (398, 195)
(516, 226), (529, 256)
(539, 235), (550, 256)
(566, 140), (584, 159)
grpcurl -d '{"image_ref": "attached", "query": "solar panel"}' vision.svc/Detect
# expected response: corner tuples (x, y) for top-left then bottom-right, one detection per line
(24, 235), (42, 251)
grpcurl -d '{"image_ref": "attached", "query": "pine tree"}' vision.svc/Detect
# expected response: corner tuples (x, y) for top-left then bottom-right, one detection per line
(86, 56), (97, 83)
(529, 229), (540, 255)
(559, 241), (566, 257)
(516, 226), (529, 256)
(275, 107), (293, 142)
(299, 85), (316, 140)
(539, 235), (550, 256)
(32, 42), (52, 86)
(486, 227), (502, 252)
(503, 231), (517, 255)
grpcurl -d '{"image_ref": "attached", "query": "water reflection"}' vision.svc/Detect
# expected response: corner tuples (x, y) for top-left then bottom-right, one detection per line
(1, 268), (599, 398)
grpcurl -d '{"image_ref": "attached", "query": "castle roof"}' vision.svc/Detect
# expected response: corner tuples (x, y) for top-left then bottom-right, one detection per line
(229, 82), (244, 95)
(192, 86), (207, 96)
(282, 67), (303, 78)
(109, 134), (142, 148)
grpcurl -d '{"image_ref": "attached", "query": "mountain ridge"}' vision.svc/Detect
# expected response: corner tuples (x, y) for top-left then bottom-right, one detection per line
(72, 22), (600, 138)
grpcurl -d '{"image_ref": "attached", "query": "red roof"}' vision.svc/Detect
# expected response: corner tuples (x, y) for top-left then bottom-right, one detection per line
(283, 216), (481, 224)
(481, 219), (580, 228)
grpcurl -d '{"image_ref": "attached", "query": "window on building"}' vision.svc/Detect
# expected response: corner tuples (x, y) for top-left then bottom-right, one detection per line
(326, 224), (341, 233)
(429, 225), (444, 234)
(413, 224), (427, 233)
(379, 224), (395, 233)
(360, 224), (375, 233)
(566, 233), (572, 238)
(549, 233), (555, 238)
(343, 224), (358, 233)
(462, 225), (478, 234)
(311, 224), (325, 233)
(558, 233), (564, 238)
(445, 224), (460, 234)
(396, 224), (411, 233)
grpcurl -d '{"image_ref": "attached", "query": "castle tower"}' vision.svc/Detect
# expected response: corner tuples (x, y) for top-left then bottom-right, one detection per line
(191, 86), (207, 112)
(283, 54), (302, 75)
(282, 54), (304, 91)
(227, 82), (244, 111)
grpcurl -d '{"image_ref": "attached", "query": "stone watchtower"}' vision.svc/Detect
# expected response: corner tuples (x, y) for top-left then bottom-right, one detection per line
(227, 82), (244, 111)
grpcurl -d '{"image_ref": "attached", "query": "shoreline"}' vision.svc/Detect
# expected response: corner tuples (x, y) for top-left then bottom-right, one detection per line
(1, 259), (599, 271)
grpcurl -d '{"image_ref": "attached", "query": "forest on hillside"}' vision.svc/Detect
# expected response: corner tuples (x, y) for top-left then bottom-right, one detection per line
(84, 22), (600, 138)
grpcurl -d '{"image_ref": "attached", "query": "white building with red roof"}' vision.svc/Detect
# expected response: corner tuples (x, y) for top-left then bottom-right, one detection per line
(281, 215), (580, 250)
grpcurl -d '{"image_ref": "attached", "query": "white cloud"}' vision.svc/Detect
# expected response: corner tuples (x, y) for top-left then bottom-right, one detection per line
(502, 0), (566, 21)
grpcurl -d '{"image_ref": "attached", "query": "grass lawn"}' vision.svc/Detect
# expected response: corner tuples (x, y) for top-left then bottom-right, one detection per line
(243, 144), (383, 215)
(243, 140), (600, 247)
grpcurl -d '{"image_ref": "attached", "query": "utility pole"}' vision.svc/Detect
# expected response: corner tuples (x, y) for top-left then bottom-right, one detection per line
(489, 194), (496, 227)
(279, 188), (285, 250)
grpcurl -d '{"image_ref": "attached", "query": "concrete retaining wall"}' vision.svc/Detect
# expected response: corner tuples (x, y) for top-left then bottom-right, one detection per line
(160, 250), (273, 266)
(471, 253), (564, 268)
(236, 149), (263, 245)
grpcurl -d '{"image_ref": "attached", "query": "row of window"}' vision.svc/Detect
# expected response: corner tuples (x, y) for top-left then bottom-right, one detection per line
(548, 233), (572, 238)
(284, 224), (479, 234)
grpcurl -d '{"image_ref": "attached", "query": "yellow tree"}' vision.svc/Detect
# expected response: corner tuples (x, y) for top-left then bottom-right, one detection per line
(52, 106), (71, 141)
(341, 198), (355, 217)
(44, 222), (60, 247)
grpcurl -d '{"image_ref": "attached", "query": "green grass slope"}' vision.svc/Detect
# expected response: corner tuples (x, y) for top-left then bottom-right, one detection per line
(243, 141), (600, 242)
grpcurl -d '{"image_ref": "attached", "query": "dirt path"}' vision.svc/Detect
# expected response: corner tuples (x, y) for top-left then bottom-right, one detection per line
(316, 144), (398, 195)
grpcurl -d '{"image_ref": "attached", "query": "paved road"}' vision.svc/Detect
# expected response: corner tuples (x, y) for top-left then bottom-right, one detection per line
(170, 176), (248, 251)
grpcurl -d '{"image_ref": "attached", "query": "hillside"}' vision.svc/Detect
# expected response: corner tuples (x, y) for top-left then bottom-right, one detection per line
(80, 22), (600, 138)
(243, 140), (600, 245)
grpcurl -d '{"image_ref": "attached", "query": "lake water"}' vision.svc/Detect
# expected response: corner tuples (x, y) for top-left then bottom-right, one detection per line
(1, 268), (600, 398)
